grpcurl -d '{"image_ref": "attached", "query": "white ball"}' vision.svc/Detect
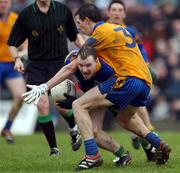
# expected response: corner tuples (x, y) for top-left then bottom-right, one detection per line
(50, 79), (76, 101)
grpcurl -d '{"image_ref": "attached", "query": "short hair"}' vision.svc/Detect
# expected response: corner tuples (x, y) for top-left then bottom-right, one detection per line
(77, 46), (97, 60)
(108, 0), (126, 11)
(75, 4), (102, 22)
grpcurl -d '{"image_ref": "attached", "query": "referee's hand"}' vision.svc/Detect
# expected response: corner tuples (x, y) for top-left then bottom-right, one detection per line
(14, 58), (25, 73)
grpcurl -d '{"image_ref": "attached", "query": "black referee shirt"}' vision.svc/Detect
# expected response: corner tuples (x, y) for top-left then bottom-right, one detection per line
(7, 0), (78, 62)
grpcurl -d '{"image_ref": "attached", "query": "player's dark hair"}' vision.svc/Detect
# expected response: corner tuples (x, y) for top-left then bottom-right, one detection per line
(108, 0), (126, 11)
(78, 46), (97, 60)
(75, 4), (102, 22)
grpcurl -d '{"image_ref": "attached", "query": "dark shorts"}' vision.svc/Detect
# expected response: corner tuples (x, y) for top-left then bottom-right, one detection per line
(98, 76), (150, 110)
(0, 62), (22, 85)
(26, 61), (64, 85)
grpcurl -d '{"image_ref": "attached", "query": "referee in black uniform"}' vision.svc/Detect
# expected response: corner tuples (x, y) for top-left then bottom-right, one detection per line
(7, 0), (84, 156)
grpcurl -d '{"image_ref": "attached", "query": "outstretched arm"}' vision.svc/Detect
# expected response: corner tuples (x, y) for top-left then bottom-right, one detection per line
(46, 60), (78, 89)
(22, 59), (78, 105)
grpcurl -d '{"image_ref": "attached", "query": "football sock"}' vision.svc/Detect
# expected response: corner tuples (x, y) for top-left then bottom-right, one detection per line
(69, 124), (78, 132)
(108, 106), (118, 116)
(38, 114), (57, 148)
(3, 120), (13, 130)
(114, 146), (125, 157)
(140, 138), (151, 150)
(63, 109), (76, 129)
(84, 138), (98, 156)
(145, 132), (161, 149)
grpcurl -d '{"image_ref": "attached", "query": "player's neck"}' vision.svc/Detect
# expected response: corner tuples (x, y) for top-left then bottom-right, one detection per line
(36, 0), (51, 13)
(108, 19), (124, 26)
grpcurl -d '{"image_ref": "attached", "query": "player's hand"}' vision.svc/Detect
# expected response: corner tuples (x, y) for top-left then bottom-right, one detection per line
(18, 49), (28, 60)
(22, 84), (48, 105)
(56, 93), (77, 109)
(14, 58), (25, 73)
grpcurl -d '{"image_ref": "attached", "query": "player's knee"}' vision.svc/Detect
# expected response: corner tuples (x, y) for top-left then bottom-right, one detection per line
(37, 98), (49, 113)
(72, 99), (77, 107)
(14, 94), (24, 105)
(72, 99), (82, 112)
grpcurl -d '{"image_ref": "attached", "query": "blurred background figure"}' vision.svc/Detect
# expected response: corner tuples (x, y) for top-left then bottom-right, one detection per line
(0, 0), (26, 143)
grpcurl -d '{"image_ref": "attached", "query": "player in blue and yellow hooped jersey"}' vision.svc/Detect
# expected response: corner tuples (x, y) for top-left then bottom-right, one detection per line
(64, 49), (154, 159)
(107, 0), (155, 152)
(72, 4), (170, 170)
(58, 48), (131, 165)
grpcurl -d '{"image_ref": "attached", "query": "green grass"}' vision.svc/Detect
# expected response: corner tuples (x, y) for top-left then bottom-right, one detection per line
(0, 132), (179, 173)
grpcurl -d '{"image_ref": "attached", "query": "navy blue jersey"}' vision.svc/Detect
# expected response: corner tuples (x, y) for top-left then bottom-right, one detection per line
(64, 50), (115, 92)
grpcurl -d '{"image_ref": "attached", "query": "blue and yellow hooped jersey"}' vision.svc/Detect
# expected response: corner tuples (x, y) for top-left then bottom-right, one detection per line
(86, 21), (152, 88)
(64, 50), (115, 92)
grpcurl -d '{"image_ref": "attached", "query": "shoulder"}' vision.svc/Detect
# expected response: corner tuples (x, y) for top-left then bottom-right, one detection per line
(125, 25), (136, 31)
(64, 50), (79, 65)
(99, 58), (112, 68)
(54, 1), (70, 11)
(92, 23), (108, 37)
(96, 22), (110, 31)
(20, 3), (34, 13)
(126, 25), (142, 42)
(54, 1), (73, 20)
(9, 11), (18, 21)
(15, 4), (33, 20)
(94, 22), (118, 37)
(125, 25), (137, 35)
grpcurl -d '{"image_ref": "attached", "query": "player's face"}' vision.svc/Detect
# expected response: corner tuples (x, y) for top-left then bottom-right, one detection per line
(75, 15), (93, 36)
(108, 3), (126, 25)
(77, 55), (97, 80)
(0, 0), (11, 16)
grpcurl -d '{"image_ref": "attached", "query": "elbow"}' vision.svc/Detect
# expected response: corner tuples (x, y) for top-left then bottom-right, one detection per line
(65, 65), (76, 75)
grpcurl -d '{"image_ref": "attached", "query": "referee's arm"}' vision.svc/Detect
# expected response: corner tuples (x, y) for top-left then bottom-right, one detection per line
(7, 11), (27, 58)
(65, 7), (85, 47)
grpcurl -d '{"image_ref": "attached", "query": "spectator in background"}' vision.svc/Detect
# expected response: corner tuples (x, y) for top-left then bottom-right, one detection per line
(0, 0), (26, 143)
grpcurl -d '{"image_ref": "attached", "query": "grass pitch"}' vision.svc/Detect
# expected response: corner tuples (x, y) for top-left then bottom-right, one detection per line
(0, 132), (179, 173)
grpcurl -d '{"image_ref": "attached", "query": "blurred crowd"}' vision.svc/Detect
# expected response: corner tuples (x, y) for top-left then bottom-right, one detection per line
(6, 0), (180, 121)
